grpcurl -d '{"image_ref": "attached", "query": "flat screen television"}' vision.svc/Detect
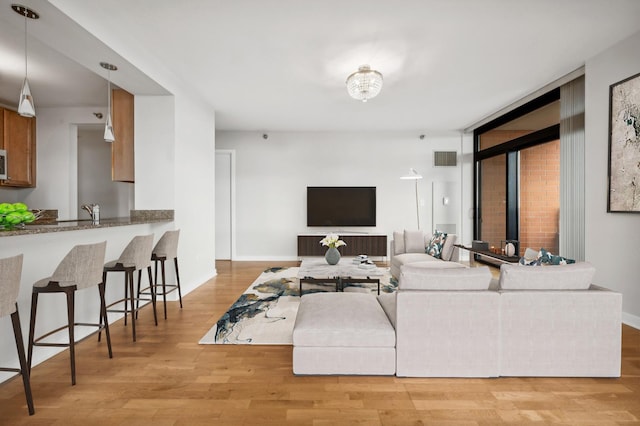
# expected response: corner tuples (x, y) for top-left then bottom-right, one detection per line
(307, 186), (376, 227)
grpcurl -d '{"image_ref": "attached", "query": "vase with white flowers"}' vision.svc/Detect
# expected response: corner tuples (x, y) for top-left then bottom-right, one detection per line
(320, 233), (346, 265)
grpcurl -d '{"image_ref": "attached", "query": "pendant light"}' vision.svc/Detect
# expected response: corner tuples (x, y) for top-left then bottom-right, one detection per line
(100, 62), (118, 142)
(11, 4), (39, 117)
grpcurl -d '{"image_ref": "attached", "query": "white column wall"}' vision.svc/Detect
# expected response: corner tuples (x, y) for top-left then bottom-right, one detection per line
(585, 30), (640, 327)
(134, 93), (217, 294)
(134, 96), (175, 209)
(216, 130), (471, 261)
(172, 95), (217, 288)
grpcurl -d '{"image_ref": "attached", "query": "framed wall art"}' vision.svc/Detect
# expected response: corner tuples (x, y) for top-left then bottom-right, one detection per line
(608, 71), (640, 213)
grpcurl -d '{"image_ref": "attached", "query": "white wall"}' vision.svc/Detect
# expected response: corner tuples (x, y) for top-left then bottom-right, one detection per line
(133, 93), (217, 295)
(171, 94), (217, 289)
(585, 30), (640, 328)
(216, 130), (473, 260)
(77, 127), (132, 219)
(134, 96), (175, 209)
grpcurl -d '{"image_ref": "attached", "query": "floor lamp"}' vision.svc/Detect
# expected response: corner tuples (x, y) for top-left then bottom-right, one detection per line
(400, 168), (423, 229)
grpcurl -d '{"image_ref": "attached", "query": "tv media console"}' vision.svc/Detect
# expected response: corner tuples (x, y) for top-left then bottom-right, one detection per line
(297, 234), (387, 257)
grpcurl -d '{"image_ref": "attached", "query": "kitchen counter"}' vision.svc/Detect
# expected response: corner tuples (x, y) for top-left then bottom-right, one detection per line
(0, 209), (174, 237)
(0, 209), (176, 382)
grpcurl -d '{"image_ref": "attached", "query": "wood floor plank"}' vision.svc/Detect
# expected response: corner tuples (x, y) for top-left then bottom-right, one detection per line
(1, 260), (639, 425)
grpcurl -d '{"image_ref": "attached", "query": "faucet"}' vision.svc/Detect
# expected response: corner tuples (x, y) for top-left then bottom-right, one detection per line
(81, 204), (100, 224)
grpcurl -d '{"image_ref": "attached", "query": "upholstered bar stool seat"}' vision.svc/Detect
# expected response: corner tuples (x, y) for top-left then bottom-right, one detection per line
(102, 234), (156, 342)
(0, 254), (34, 415)
(27, 242), (110, 386)
(138, 230), (182, 319)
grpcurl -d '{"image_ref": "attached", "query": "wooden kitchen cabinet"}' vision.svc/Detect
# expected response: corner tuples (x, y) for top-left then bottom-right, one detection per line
(111, 88), (135, 182)
(0, 108), (36, 188)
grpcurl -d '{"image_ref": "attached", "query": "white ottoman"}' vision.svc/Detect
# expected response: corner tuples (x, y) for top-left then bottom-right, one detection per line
(292, 292), (396, 375)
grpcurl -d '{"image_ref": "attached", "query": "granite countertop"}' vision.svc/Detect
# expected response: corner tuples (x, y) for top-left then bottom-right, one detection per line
(0, 210), (174, 237)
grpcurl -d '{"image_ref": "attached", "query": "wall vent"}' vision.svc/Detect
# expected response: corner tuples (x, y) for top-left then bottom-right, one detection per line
(433, 151), (457, 167)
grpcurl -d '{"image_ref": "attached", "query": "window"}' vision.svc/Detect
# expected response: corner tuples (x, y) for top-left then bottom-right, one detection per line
(474, 90), (560, 258)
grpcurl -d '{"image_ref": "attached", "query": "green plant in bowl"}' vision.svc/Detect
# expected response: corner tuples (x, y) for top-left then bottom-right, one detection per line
(0, 203), (41, 230)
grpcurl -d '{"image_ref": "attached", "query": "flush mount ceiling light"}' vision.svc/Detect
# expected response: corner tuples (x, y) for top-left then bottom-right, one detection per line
(346, 65), (383, 102)
(100, 62), (118, 142)
(12, 4), (39, 117)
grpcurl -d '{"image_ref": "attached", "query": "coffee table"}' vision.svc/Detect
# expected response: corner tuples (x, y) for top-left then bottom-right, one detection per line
(297, 259), (384, 295)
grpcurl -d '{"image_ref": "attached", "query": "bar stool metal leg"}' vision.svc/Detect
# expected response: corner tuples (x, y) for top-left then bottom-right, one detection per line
(0, 254), (34, 414)
(10, 307), (35, 415)
(65, 288), (76, 385)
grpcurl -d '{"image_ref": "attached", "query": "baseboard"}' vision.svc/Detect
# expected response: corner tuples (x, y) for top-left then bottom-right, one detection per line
(232, 255), (300, 262)
(182, 271), (217, 297)
(622, 312), (640, 330)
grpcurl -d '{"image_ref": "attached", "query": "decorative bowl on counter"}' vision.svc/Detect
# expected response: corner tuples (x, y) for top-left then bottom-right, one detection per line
(0, 203), (43, 230)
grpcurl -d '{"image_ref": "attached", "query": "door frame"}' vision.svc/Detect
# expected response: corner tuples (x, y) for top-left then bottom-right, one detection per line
(215, 149), (236, 260)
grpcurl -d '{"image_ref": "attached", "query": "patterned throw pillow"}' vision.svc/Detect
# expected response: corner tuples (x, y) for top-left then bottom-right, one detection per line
(539, 248), (575, 265)
(425, 230), (447, 258)
(520, 248), (575, 265)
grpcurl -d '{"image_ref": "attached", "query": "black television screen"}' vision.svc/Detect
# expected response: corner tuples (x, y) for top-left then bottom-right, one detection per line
(307, 186), (376, 227)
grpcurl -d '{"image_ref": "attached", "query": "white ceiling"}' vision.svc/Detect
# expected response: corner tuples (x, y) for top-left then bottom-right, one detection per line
(2, 0), (640, 132)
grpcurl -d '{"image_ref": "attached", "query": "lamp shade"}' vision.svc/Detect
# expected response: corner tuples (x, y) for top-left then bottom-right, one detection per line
(18, 78), (35, 117)
(400, 168), (423, 180)
(346, 65), (383, 102)
(103, 114), (115, 142)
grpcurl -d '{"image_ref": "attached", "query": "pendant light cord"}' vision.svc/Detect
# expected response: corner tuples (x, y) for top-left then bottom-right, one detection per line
(107, 69), (111, 112)
(23, 12), (28, 78)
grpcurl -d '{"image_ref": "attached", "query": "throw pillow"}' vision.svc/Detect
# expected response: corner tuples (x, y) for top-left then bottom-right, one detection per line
(519, 247), (575, 266)
(425, 230), (447, 258)
(519, 247), (542, 266)
(539, 248), (576, 265)
(404, 230), (425, 253)
(393, 231), (405, 255)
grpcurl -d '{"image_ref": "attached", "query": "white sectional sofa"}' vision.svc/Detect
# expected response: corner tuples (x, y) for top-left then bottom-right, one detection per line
(389, 264), (499, 377)
(292, 292), (396, 375)
(389, 230), (460, 279)
(498, 262), (622, 377)
(292, 261), (622, 378)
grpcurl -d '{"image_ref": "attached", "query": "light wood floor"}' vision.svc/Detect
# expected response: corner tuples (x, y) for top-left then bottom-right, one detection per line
(1, 260), (639, 425)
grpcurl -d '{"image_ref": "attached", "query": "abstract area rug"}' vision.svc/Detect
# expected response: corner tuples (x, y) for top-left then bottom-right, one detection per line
(199, 266), (396, 345)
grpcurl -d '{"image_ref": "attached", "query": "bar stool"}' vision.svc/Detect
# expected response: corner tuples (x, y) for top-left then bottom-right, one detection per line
(27, 242), (110, 386)
(138, 230), (182, 319)
(102, 234), (156, 342)
(0, 254), (34, 415)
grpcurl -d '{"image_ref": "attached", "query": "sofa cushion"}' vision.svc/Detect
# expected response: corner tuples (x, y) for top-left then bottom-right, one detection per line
(404, 260), (467, 270)
(393, 252), (441, 268)
(441, 233), (457, 261)
(426, 230), (447, 258)
(390, 252), (442, 279)
(404, 230), (425, 253)
(293, 292), (395, 348)
(499, 262), (595, 290)
(393, 231), (405, 254)
(399, 265), (493, 290)
(377, 292), (397, 329)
